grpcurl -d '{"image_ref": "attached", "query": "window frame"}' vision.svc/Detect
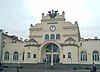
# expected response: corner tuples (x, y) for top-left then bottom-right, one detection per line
(56, 34), (60, 39)
(13, 51), (19, 60)
(4, 51), (9, 60)
(92, 51), (99, 61)
(68, 52), (71, 58)
(45, 34), (49, 40)
(80, 51), (87, 61)
(28, 53), (31, 58)
(33, 54), (36, 58)
(50, 34), (55, 39)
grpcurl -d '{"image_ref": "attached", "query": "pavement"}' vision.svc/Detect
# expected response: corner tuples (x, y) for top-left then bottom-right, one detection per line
(1, 68), (100, 72)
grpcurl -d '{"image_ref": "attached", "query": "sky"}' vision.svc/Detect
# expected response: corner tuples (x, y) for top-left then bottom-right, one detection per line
(0, 0), (100, 39)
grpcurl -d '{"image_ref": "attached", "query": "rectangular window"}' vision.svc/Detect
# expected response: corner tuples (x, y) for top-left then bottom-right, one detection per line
(63, 55), (65, 58)
(28, 53), (30, 58)
(22, 52), (25, 60)
(68, 54), (71, 58)
(33, 54), (36, 58)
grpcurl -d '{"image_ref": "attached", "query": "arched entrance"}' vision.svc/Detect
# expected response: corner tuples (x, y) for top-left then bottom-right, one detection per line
(41, 43), (60, 63)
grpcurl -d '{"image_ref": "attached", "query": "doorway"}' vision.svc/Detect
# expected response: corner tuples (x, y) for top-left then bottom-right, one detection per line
(44, 44), (60, 63)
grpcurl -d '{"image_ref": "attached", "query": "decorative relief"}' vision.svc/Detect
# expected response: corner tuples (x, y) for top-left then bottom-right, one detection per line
(29, 35), (42, 38)
(30, 28), (43, 31)
(63, 34), (78, 37)
(63, 26), (77, 30)
(47, 22), (58, 24)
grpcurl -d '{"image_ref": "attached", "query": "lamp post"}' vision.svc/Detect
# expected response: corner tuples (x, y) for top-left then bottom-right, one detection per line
(51, 44), (53, 69)
(48, 10), (58, 69)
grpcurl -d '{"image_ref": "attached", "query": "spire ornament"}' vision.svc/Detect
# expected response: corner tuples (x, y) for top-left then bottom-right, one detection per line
(48, 10), (58, 19)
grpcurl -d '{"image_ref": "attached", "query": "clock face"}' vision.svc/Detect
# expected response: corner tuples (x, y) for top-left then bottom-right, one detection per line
(50, 25), (56, 31)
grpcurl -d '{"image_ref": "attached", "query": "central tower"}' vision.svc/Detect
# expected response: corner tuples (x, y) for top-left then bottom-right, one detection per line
(29, 10), (80, 64)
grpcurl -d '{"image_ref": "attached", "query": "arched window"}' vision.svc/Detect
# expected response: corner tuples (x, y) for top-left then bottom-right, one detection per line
(45, 34), (49, 40)
(4, 51), (9, 60)
(28, 53), (31, 58)
(56, 34), (60, 39)
(80, 51), (87, 61)
(46, 44), (59, 52)
(50, 34), (55, 39)
(13, 51), (19, 60)
(92, 51), (99, 61)
(68, 52), (71, 58)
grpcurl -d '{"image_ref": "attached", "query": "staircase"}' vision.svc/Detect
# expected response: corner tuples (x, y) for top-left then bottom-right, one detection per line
(2, 63), (100, 72)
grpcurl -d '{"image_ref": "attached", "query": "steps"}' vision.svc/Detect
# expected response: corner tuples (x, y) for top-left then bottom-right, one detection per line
(2, 63), (100, 70)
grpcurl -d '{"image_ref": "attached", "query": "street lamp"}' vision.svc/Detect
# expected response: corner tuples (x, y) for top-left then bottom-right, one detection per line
(51, 44), (53, 69)
(48, 10), (58, 69)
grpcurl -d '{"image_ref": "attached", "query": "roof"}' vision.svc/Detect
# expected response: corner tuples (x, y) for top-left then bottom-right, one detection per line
(3, 33), (21, 41)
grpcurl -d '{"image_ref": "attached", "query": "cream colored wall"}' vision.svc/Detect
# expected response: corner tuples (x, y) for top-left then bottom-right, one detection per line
(0, 30), (2, 61)
(28, 13), (80, 64)
(2, 11), (100, 64)
(3, 43), (25, 63)
(61, 46), (78, 64)
(3, 41), (39, 63)
(79, 40), (100, 64)
(29, 16), (79, 44)
(24, 46), (39, 63)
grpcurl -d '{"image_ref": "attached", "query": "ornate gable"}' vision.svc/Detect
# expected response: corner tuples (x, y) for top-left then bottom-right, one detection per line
(64, 37), (76, 42)
(28, 38), (38, 43)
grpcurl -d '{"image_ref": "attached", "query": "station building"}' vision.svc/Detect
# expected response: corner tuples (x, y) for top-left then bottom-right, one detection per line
(0, 10), (100, 65)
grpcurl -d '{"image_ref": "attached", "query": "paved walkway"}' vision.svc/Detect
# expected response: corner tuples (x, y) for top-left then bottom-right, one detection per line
(2, 68), (100, 72)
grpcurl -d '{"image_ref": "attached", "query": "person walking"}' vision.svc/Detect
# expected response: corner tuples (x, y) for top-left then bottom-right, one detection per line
(0, 62), (3, 70)
(90, 62), (96, 72)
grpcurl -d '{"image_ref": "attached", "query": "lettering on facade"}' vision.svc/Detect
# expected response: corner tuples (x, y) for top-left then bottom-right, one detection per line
(47, 22), (58, 24)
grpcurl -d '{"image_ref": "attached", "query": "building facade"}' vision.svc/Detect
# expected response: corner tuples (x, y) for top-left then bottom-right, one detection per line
(1, 10), (100, 65)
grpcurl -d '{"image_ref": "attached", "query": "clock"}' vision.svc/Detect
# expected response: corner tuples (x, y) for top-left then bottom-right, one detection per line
(50, 25), (56, 31)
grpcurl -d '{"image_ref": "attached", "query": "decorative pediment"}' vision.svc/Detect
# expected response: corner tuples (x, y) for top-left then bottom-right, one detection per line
(28, 38), (38, 43)
(64, 37), (76, 42)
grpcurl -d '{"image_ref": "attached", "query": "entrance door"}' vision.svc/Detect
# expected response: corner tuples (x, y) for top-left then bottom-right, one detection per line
(46, 54), (59, 63)
(44, 43), (60, 63)
(46, 54), (51, 63)
(53, 54), (59, 63)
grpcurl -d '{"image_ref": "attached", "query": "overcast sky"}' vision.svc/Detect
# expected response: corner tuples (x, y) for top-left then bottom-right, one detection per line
(0, 0), (100, 39)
